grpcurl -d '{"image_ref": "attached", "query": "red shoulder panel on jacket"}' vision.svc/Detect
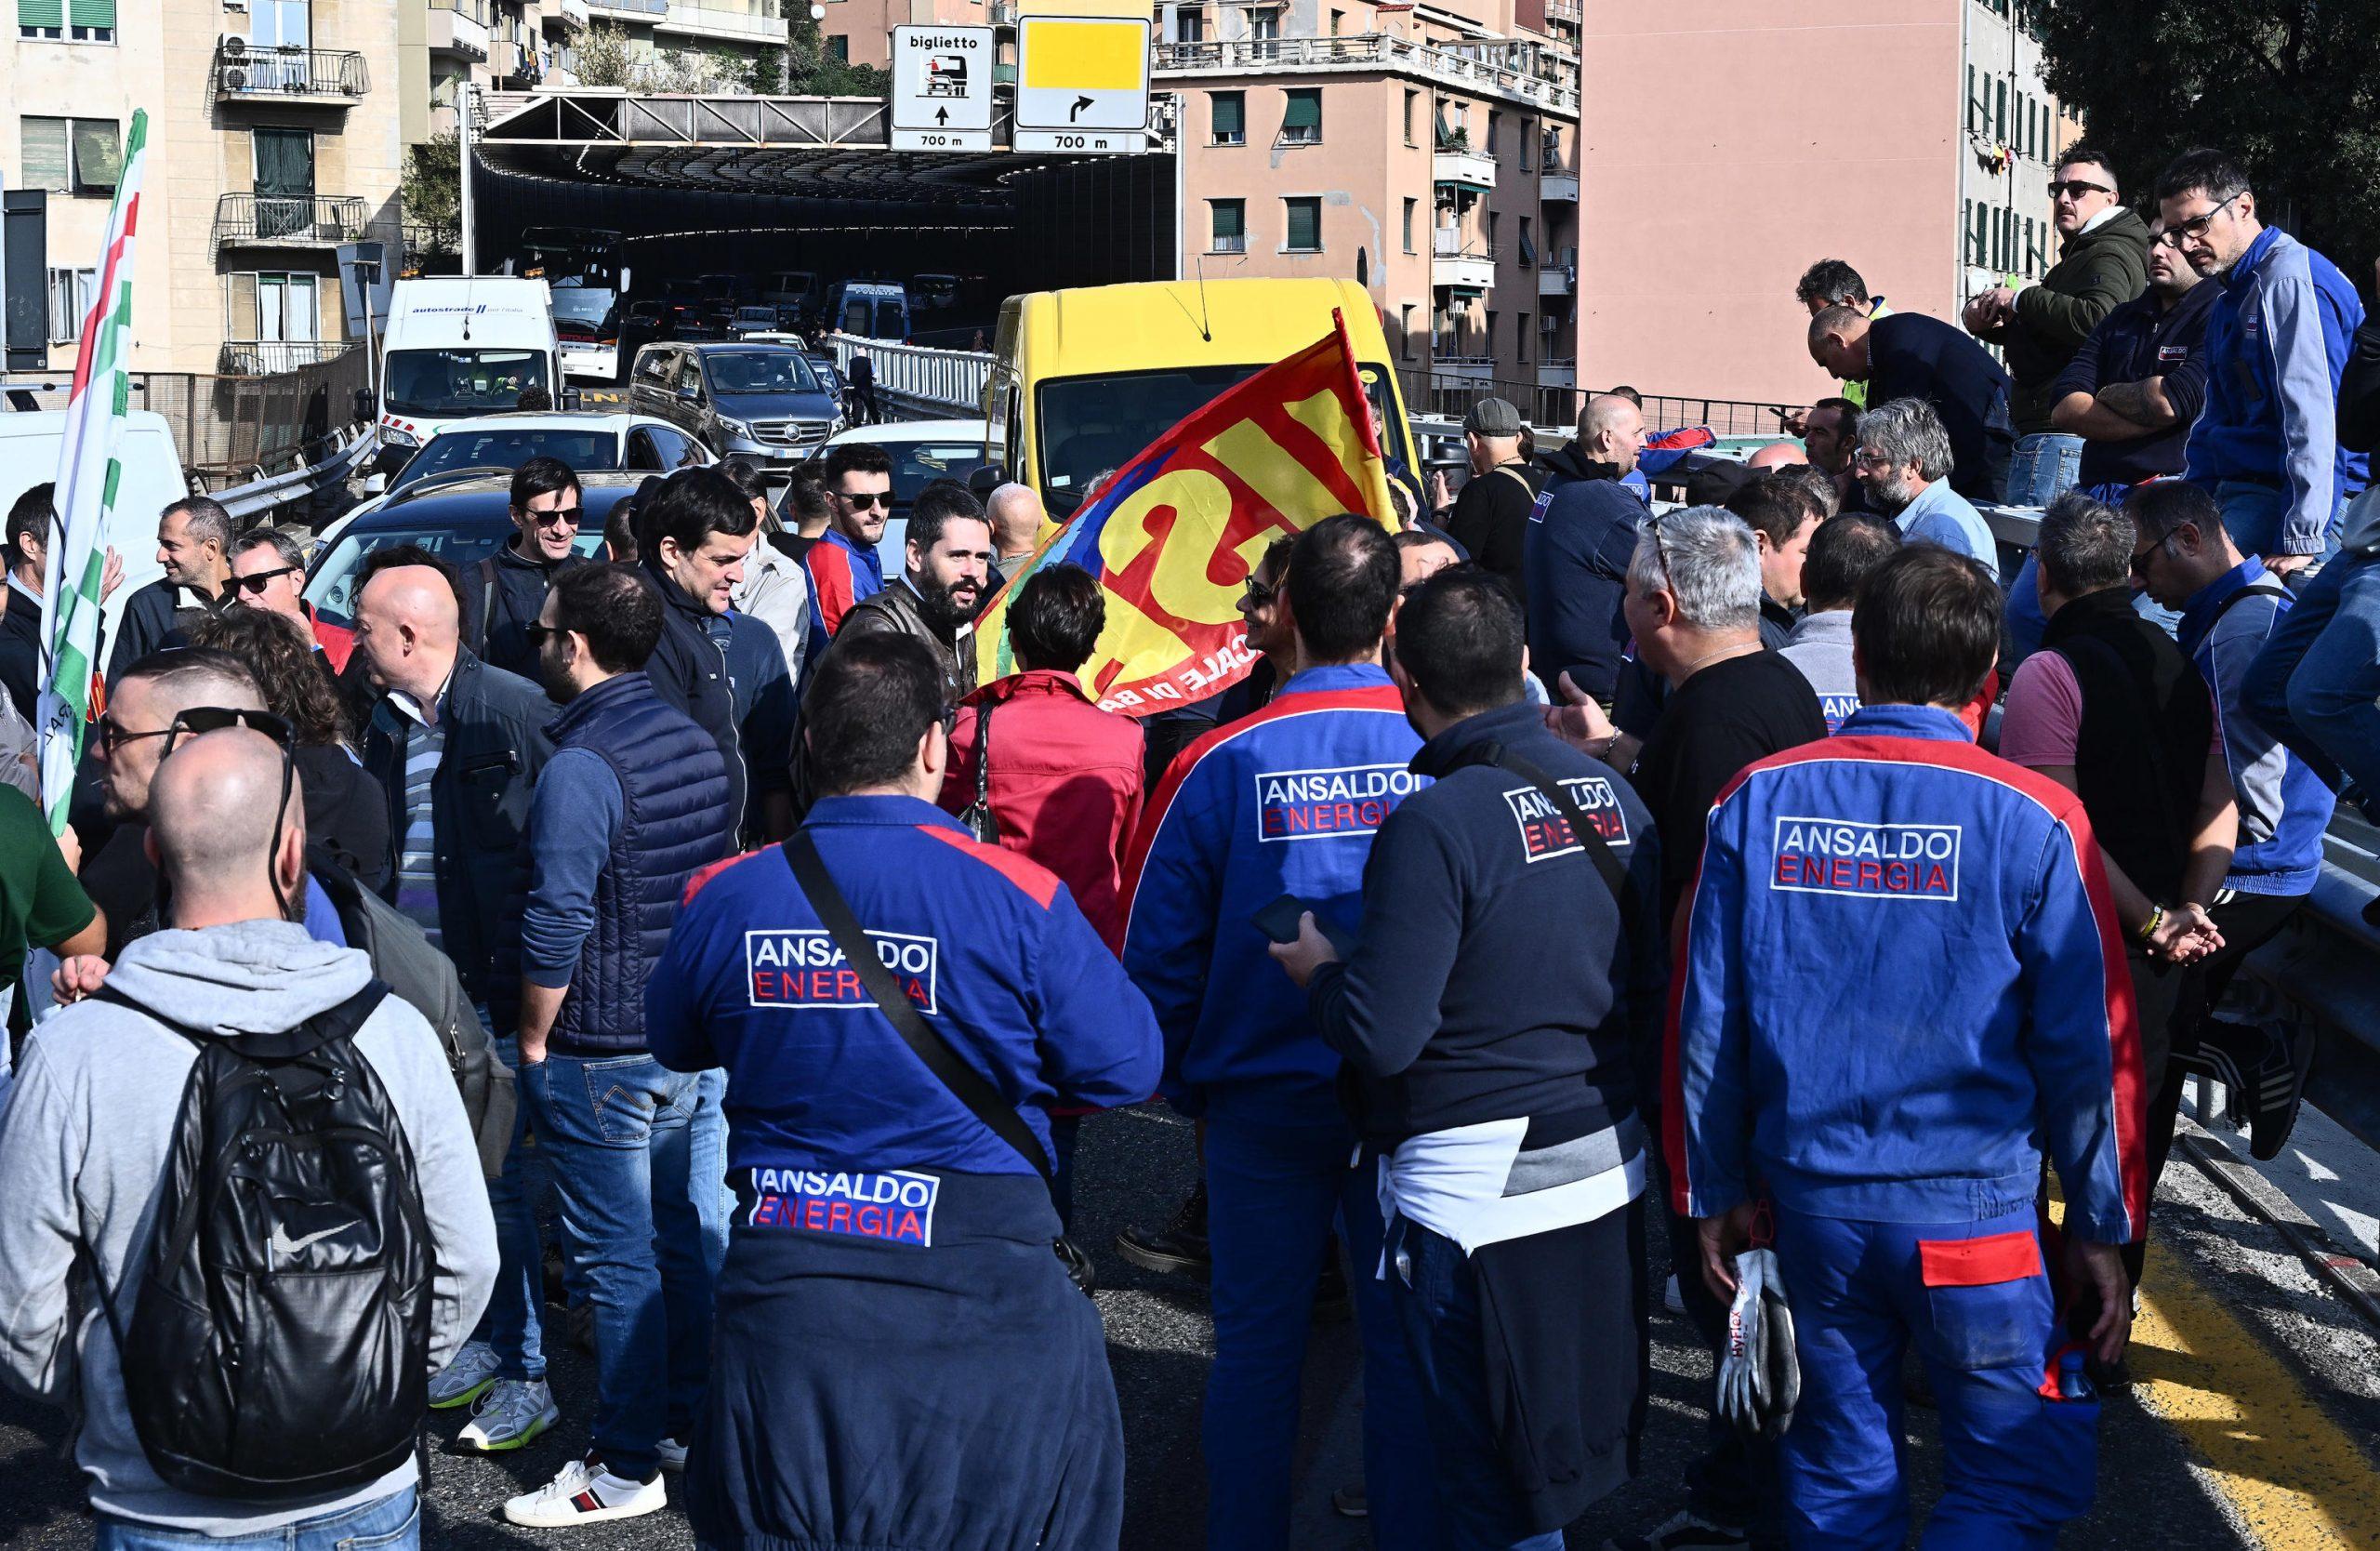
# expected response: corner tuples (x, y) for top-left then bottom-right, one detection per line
(918, 824), (1061, 909)
(682, 847), (770, 907)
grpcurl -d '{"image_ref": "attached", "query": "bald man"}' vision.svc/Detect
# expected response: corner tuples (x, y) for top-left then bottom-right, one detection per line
(1807, 302), (2016, 501)
(1, 726), (496, 1545)
(986, 483), (1046, 586)
(1527, 394), (1650, 701)
(1745, 441), (1809, 471)
(354, 546), (553, 1015)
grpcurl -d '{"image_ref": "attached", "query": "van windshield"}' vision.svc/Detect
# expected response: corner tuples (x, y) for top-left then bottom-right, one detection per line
(706, 350), (819, 395)
(549, 287), (618, 340)
(1035, 363), (1408, 514)
(386, 349), (551, 418)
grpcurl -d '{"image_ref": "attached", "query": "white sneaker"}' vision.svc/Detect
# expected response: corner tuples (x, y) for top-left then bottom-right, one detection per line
(427, 1341), (501, 1410)
(503, 1455), (667, 1527)
(456, 1378), (559, 1453)
(655, 1437), (688, 1474)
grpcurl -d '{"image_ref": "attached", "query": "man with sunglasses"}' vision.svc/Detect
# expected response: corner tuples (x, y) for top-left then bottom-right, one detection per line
(2162, 147), (2369, 577)
(1961, 147), (2151, 507)
(800, 441), (896, 663)
(229, 527), (352, 675)
(459, 457), (591, 681)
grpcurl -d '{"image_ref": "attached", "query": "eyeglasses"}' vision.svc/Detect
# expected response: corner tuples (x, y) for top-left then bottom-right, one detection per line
(160, 706), (296, 760)
(522, 504), (582, 528)
(2130, 527), (2187, 578)
(231, 565), (299, 596)
(2154, 193), (2241, 247)
(95, 715), (175, 756)
(1240, 575), (1276, 607)
(523, 622), (564, 649)
(1645, 511), (1676, 589)
(1851, 447), (1894, 471)
(2047, 179), (2115, 201)
(838, 490), (890, 511)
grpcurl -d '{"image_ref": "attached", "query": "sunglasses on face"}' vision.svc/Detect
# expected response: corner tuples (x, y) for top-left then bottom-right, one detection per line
(231, 565), (299, 596)
(523, 621), (565, 649)
(160, 706), (297, 760)
(838, 490), (890, 511)
(1241, 575), (1277, 607)
(2047, 179), (2115, 200)
(522, 504), (583, 528)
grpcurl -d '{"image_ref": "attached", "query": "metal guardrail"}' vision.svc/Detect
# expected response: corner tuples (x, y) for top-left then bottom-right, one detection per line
(213, 193), (371, 248)
(828, 333), (993, 421)
(216, 46), (370, 99)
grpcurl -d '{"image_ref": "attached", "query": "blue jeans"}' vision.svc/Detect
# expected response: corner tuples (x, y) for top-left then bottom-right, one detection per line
(2003, 433), (2083, 507)
(1201, 1110), (1437, 1551)
(95, 1487), (416, 1551)
(1770, 1204), (2097, 1550)
(476, 1033), (546, 1382)
(2245, 550), (2380, 801)
(522, 1053), (728, 1478)
(1385, 1218), (1563, 1551)
(2214, 478), (2352, 561)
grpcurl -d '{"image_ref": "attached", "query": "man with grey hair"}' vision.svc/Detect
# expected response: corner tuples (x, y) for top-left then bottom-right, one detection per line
(985, 482), (1045, 586)
(1852, 398), (1999, 568)
(108, 496), (237, 685)
(1566, 506), (1825, 1551)
(227, 528), (337, 664)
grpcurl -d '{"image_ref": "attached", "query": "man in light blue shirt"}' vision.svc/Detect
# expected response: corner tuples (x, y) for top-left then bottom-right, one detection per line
(1854, 397), (2001, 572)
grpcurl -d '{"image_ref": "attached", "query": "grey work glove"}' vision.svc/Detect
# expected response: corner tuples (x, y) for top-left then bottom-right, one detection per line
(1715, 1247), (1800, 1438)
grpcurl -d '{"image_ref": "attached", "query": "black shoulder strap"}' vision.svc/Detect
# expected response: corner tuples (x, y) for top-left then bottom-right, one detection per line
(781, 829), (1053, 1184)
(2204, 578), (2289, 634)
(1483, 745), (1637, 931)
(972, 698), (995, 817)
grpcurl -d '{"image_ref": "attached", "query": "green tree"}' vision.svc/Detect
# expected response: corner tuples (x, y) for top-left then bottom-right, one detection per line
(399, 133), (460, 257)
(2024, 1), (2380, 284)
(783, 7), (887, 96)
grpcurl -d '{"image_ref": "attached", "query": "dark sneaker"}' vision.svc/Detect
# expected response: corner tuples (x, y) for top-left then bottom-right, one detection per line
(2248, 1021), (2318, 1161)
(1604, 1510), (1751, 1551)
(1116, 1185), (1210, 1278)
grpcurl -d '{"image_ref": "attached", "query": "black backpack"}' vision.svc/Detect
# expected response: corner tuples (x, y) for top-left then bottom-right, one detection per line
(92, 980), (433, 1501)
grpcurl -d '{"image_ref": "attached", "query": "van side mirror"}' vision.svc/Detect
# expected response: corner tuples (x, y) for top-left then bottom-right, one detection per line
(560, 387), (584, 411)
(354, 388), (377, 422)
(968, 463), (1005, 498)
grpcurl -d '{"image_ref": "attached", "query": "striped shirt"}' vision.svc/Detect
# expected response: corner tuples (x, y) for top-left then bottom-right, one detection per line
(378, 677), (451, 948)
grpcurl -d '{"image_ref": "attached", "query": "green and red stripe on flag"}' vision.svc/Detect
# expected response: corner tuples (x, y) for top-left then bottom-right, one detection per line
(36, 107), (146, 834)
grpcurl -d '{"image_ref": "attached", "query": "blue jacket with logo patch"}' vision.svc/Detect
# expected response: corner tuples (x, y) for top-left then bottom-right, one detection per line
(1666, 704), (2149, 1244)
(1119, 663), (1424, 1121)
(645, 794), (1163, 1177)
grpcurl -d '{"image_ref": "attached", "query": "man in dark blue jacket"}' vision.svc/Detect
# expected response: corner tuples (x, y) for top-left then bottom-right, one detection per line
(1809, 307), (2015, 503)
(1273, 570), (1662, 1548)
(1120, 513), (1435, 1550)
(1525, 394), (1647, 704)
(459, 455), (590, 679)
(501, 562), (734, 1527)
(105, 496), (235, 686)
(646, 633), (1159, 1551)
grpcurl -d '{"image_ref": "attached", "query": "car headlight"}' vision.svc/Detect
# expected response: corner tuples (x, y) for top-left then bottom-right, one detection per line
(718, 417), (751, 438)
(380, 425), (418, 449)
(829, 414), (846, 433)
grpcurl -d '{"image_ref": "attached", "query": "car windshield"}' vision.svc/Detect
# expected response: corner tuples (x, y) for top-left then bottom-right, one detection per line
(549, 287), (618, 339)
(879, 440), (991, 506)
(705, 350), (819, 395)
(386, 349), (551, 418)
(1035, 364), (1407, 514)
(397, 429), (618, 489)
(306, 520), (606, 629)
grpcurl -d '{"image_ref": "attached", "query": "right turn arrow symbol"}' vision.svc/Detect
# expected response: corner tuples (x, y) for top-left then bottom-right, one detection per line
(1068, 93), (1094, 121)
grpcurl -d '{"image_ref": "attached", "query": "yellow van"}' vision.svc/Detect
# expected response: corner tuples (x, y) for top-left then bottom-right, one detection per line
(982, 277), (1416, 516)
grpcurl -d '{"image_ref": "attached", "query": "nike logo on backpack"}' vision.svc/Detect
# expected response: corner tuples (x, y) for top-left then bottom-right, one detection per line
(269, 1222), (346, 1259)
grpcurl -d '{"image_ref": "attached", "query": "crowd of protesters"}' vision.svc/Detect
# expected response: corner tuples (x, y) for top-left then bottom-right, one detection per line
(0, 138), (2373, 1551)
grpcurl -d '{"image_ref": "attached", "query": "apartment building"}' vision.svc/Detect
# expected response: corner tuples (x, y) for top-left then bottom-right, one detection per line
(1577, 0), (2073, 408)
(823, 0), (998, 71)
(1157, 0), (1580, 419)
(6, 0), (405, 374)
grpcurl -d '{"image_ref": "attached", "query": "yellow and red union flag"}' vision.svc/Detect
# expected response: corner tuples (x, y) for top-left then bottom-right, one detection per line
(974, 312), (1396, 715)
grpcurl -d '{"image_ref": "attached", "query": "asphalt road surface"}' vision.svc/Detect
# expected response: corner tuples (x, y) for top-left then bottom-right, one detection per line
(3, 1102), (2374, 1548)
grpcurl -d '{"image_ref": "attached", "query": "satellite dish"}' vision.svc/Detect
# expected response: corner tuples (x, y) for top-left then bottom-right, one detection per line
(809, 4), (825, 17)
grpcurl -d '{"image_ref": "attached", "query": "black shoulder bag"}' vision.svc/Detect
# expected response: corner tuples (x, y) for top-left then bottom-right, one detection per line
(781, 829), (1091, 1292)
(957, 700), (1000, 843)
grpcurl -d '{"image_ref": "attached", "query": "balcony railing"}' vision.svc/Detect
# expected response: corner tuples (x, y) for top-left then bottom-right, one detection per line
(1154, 33), (1580, 113)
(219, 339), (350, 376)
(216, 46), (370, 100)
(215, 193), (370, 248)
(656, 2), (783, 42)
(1542, 0), (1580, 22)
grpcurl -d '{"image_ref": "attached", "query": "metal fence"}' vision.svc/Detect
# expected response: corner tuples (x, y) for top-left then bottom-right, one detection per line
(830, 335), (992, 421)
(214, 193), (372, 248)
(1407, 371), (1801, 439)
(1, 346), (370, 487)
(216, 46), (370, 99)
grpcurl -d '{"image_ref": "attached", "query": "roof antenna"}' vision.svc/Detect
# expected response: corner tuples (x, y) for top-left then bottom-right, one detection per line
(1195, 255), (1212, 343)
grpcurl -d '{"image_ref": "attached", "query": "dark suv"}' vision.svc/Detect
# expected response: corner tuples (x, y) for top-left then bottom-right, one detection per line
(628, 342), (843, 464)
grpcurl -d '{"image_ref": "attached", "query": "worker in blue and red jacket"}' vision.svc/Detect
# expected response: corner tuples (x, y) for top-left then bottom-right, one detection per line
(646, 633), (1162, 1551)
(1118, 514), (1436, 1551)
(1668, 546), (2149, 1551)
(800, 441), (893, 663)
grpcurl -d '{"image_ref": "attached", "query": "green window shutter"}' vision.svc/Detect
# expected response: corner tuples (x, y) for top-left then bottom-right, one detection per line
(67, 0), (112, 27)
(18, 0), (63, 27)
(1283, 88), (1320, 134)
(1285, 197), (1319, 251)
(73, 120), (121, 191)
(20, 117), (70, 193)
(1211, 92), (1242, 139)
(1211, 200), (1243, 241)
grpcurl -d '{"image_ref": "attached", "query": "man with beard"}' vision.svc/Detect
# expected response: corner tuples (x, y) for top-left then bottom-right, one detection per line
(501, 563), (735, 1527)
(826, 479), (991, 705)
(106, 497), (236, 685)
(1850, 398), (1999, 568)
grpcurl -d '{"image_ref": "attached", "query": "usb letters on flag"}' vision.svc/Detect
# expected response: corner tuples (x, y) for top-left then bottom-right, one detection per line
(975, 312), (1396, 715)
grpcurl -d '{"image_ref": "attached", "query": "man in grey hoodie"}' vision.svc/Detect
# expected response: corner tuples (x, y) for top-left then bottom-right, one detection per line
(0, 728), (497, 1550)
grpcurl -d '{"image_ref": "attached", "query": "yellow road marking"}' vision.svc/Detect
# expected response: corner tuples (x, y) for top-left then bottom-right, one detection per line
(2128, 1255), (2380, 1548)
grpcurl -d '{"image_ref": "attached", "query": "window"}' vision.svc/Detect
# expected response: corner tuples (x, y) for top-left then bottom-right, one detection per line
(1518, 312), (1529, 364)
(2022, 216), (2034, 275)
(252, 127), (314, 236)
(1966, 64), (1978, 132)
(1487, 112), (1500, 155)
(19, 116), (119, 195)
(228, 271), (322, 348)
(1282, 196), (1320, 253)
(1994, 78), (2006, 142)
(1328, 7), (1342, 33)
(1210, 90), (1245, 145)
(1402, 197), (1417, 254)
(46, 266), (93, 344)
(1966, 199), (1982, 265)
(1403, 88), (1418, 146)
(19, 0), (114, 41)
(1519, 118), (1533, 172)
(248, 0), (309, 48)
(826, 33), (847, 60)
(1210, 197), (1246, 254)
(1281, 87), (1320, 144)
(1518, 216), (1534, 267)
(1250, 6), (1277, 39)
(1175, 7), (1202, 41)
(1399, 304), (1416, 362)
(1486, 311), (1498, 355)
(1487, 210), (1500, 254)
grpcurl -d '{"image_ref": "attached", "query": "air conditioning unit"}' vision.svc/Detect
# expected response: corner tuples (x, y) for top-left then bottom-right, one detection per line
(224, 63), (250, 86)
(220, 31), (247, 52)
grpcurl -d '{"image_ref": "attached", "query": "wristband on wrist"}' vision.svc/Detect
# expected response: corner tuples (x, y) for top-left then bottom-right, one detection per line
(2135, 904), (2165, 944)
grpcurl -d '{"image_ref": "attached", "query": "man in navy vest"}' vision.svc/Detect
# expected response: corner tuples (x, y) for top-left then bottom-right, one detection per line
(504, 563), (736, 1530)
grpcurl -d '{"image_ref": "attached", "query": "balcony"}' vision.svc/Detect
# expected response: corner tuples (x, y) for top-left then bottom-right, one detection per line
(428, 0), (491, 59)
(540, 0), (590, 29)
(990, 0), (1017, 21)
(1543, 0), (1580, 20)
(587, 0), (666, 16)
(656, 2), (784, 44)
(1432, 353), (1496, 382)
(1539, 357), (1575, 389)
(1434, 148), (1497, 192)
(219, 339), (350, 376)
(1540, 158), (1577, 202)
(215, 193), (370, 249)
(1432, 231), (1495, 294)
(1538, 261), (1573, 298)
(1153, 33), (1580, 114)
(215, 45), (369, 104)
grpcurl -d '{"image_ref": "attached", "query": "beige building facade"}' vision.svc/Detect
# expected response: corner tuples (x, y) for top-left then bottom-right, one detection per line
(1577, 0), (2072, 409)
(7, 0), (406, 375)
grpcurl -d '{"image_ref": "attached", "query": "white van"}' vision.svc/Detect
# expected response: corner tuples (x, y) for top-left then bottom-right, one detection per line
(376, 275), (561, 470)
(0, 406), (184, 644)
